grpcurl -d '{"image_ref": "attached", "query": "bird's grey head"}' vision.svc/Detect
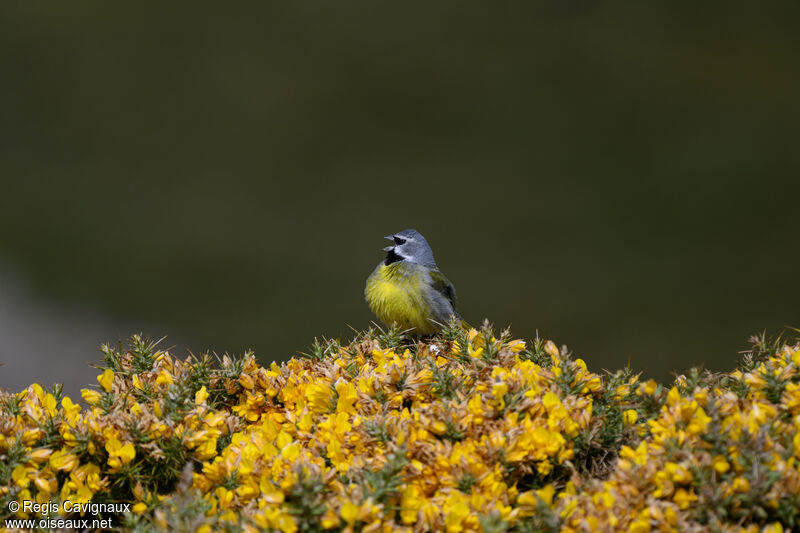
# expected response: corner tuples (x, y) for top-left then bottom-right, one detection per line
(382, 229), (438, 269)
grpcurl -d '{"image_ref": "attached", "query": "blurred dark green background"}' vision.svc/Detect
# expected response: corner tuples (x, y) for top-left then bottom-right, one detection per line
(1, 3), (798, 394)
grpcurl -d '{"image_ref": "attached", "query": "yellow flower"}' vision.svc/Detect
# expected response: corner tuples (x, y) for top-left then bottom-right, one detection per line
(623, 409), (638, 425)
(49, 448), (80, 471)
(628, 518), (651, 533)
(238, 373), (255, 390)
(686, 406), (711, 436)
(97, 369), (114, 392)
(401, 484), (423, 524)
(732, 477), (750, 493)
(193, 437), (218, 461)
(42, 393), (58, 417)
(517, 491), (538, 508)
(762, 523), (784, 533)
(491, 381), (509, 408)
(268, 511), (298, 533)
(61, 396), (81, 425)
(665, 462), (693, 484)
(306, 382), (334, 414)
(792, 348), (800, 368)
(694, 389), (708, 406)
(467, 342), (484, 359)
(81, 388), (102, 406)
(195, 385), (209, 405)
(712, 455), (730, 474)
(12, 464), (32, 488)
(21, 428), (44, 446)
(297, 412), (314, 432)
(517, 484), (555, 508)
(443, 492), (471, 532)
(335, 380), (357, 415)
(673, 488), (698, 509)
(105, 435), (136, 470)
(28, 448), (53, 464)
(340, 501), (359, 526)
(666, 387), (681, 406)
(320, 507), (341, 529)
(281, 441), (300, 462)
(591, 491), (614, 508)
(619, 442), (649, 466)
(641, 379), (658, 395)
(506, 339), (526, 353)
(155, 369), (174, 387)
(664, 505), (678, 525)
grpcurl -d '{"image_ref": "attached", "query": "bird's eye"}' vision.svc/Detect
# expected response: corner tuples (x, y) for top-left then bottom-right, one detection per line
(394, 237), (406, 245)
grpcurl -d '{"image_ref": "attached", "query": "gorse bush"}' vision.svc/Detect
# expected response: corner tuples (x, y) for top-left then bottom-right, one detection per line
(1, 321), (799, 532)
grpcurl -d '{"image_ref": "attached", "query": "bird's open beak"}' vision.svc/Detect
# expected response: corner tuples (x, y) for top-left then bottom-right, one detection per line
(382, 246), (394, 251)
(384, 234), (395, 241)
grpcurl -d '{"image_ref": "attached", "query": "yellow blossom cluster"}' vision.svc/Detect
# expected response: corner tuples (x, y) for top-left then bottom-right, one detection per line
(556, 341), (800, 533)
(186, 327), (618, 532)
(1, 326), (799, 533)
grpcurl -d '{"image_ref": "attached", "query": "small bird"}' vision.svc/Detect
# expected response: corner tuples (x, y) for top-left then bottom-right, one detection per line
(365, 229), (460, 335)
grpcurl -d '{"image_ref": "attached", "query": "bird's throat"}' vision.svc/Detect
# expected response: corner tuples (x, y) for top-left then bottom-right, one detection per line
(384, 249), (403, 265)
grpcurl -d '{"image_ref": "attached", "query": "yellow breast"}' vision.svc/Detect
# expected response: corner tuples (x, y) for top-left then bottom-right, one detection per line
(364, 262), (437, 334)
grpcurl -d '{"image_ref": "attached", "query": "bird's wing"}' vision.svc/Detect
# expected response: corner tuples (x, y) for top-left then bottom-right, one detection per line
(428, 269), (457, 312)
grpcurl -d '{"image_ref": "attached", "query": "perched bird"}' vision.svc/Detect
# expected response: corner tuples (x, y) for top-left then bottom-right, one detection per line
(365, 229), (460, 335)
